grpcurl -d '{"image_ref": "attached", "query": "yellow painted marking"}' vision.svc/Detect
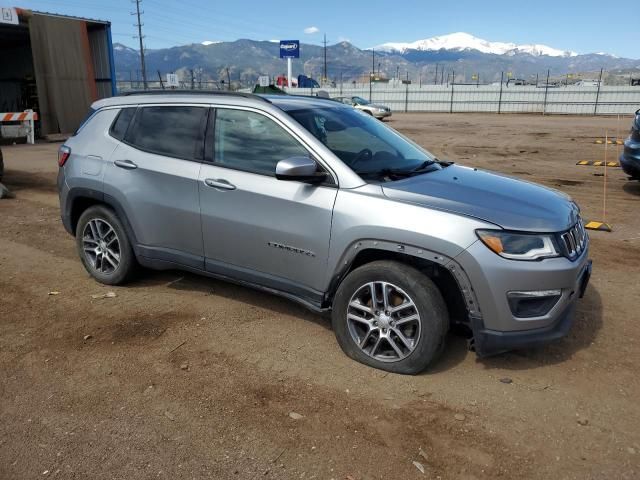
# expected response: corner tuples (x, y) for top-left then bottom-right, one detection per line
(593, 161), (604, 166)
(616, 140), (624, 145)
(607, 162), (618, 167)
(595, 140), (604, 144)
(584, 221), (612, 232)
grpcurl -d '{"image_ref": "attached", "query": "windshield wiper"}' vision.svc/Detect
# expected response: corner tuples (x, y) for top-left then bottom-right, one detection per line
(410, 159), (437, 172)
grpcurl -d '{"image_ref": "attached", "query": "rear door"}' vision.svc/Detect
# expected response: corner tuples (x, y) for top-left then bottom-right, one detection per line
(104, 105), (208, 268)
(198, 107), (337, 301)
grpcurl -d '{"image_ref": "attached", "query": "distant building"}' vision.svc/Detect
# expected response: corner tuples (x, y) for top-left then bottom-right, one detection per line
(0, 7), (116, 136)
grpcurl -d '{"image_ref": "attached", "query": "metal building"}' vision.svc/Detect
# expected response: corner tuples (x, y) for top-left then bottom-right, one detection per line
(0, 7), (116, 137)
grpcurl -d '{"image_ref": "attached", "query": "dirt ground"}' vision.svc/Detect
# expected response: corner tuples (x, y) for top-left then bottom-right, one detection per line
(1, 113), (639, 480)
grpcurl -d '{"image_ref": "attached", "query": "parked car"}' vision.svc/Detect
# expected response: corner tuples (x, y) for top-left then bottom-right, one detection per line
(333, 96), (392, 120)
(297, 75), (320, 88)
(57, 91), (591, 374)
(620, 108), (640, 179)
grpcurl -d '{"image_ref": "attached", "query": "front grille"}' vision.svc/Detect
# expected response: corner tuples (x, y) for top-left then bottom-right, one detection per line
(561, 218), (587, 260)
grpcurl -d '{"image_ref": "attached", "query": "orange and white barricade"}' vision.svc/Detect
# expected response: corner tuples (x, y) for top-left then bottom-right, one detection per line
(0, 110), (39, 144)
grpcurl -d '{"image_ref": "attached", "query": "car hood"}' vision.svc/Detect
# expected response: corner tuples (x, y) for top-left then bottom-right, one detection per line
(382, 165), (578, 232)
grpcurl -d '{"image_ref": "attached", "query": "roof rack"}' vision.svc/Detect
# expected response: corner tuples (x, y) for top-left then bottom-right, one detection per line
(117, 90), (271, 103)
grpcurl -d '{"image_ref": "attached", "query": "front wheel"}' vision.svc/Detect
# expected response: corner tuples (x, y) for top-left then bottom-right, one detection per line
(332, 261), (448, 374)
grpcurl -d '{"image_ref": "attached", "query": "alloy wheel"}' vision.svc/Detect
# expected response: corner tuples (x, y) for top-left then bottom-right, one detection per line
(346, 281), (422, 362)
(82, 218), (121, 275)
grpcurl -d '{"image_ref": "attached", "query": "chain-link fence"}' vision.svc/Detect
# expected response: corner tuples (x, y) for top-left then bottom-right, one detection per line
(288, 84), (640, 115)
(114, 80), (640, 115)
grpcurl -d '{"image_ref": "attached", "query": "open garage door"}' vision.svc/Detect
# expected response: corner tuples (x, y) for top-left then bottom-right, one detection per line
(28, 14), (97, 135)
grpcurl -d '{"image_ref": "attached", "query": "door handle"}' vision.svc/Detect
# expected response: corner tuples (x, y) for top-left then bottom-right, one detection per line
(204, 178), (236, 190)
(114, 159), (138, 170)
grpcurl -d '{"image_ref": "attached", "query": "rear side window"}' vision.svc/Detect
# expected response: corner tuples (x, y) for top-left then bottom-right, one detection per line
(109, 108), (136, 141)
(125, 106), (208, 161)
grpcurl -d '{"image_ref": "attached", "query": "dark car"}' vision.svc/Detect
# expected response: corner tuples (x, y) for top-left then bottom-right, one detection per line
(0, 146), (4, 182)
(621, 108), (640, 179)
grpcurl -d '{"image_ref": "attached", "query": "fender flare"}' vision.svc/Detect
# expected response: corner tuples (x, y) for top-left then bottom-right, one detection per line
(65, 187), (140, 253)
(326, 239), (481, 319)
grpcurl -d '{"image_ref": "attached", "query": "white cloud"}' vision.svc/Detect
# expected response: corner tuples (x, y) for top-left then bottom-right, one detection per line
(201, 40), (222, 46)
(304, 26), (320, 34)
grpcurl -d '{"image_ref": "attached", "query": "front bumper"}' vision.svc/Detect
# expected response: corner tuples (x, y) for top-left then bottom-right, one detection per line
(375, 111), (392, 119)
(453, 236), (591, 355)
(471, 260), (591, 356)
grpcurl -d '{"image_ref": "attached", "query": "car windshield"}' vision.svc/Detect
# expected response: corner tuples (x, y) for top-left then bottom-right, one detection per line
(352, 96), (369, 105)
(287, 106), (439, 179)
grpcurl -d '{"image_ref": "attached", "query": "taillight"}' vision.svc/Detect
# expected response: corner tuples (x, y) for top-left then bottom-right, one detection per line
(58, 145), (71, 167)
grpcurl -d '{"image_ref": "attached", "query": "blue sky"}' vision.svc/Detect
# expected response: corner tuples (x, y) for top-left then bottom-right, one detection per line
(14, 0), (638, 58)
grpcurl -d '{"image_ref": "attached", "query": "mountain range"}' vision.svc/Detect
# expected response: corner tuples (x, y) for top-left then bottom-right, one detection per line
(113, 32), (639, 87)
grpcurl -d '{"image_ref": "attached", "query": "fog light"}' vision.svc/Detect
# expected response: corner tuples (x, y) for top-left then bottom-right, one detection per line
(507, 289), (561, 318)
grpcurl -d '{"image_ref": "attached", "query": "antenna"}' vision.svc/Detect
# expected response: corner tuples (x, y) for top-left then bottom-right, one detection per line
(131, 0), (147, 90)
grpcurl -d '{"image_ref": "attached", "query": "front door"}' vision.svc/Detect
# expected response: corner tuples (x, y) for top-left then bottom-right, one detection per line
(198, 107), (337, 302)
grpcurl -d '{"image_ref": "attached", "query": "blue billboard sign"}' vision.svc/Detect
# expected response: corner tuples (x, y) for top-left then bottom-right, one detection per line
(279, 40), (300, 59)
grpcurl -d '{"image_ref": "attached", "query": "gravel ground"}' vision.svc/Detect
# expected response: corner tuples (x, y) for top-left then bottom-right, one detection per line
(1, 113), (639, 480)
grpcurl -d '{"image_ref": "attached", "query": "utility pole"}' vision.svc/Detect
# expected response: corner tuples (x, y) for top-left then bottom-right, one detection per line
(323, 34), (328, 84)
(132, 0), (147, 89)
(434, 64), (438, 85)
(371, 48), (375, 77)
(226, 68), (231, 91)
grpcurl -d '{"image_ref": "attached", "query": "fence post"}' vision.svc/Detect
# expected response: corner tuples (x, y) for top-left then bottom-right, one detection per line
(542, 69), (550, 115)
(498, 72), (504, 114)
(450, 71), (455, 113)
(405, 82), (409, 113)
(594, 68), (603, 116)
(369, 72), (372, 102)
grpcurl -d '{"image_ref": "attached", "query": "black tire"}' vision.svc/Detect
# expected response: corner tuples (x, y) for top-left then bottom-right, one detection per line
(76, 205), (137, 285)
(332, 260), (448, 375)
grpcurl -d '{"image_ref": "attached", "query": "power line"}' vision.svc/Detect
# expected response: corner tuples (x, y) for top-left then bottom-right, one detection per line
(131, 0), (147, 89)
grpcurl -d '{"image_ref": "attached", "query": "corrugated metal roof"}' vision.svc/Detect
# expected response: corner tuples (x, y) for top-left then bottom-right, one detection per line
(18, 8), (110, 25)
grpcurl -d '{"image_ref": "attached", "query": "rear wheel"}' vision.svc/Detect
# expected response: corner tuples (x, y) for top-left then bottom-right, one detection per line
(332, 260), (448, 374)
(76, 205), (137, 285)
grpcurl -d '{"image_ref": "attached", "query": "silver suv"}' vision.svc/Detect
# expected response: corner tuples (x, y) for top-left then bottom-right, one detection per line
(57, 92), (592, 374)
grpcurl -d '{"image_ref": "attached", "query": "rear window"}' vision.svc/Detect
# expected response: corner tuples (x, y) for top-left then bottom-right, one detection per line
(124, 106), (207, 161)
(109, 108), (136, 141)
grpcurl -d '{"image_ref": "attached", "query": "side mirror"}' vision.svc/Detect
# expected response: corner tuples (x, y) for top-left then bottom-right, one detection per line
(275, 156), (327, 183)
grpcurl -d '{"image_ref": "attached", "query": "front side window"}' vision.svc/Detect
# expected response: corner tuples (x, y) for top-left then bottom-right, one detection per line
(125, 106), (207, 160)
(214, 109), (308, 175)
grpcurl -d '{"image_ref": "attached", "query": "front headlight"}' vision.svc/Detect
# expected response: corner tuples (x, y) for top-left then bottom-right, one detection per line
(476, 229), (560, 261)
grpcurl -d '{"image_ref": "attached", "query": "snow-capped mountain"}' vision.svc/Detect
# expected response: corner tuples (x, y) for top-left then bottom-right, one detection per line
(376, 32), (577, 58)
